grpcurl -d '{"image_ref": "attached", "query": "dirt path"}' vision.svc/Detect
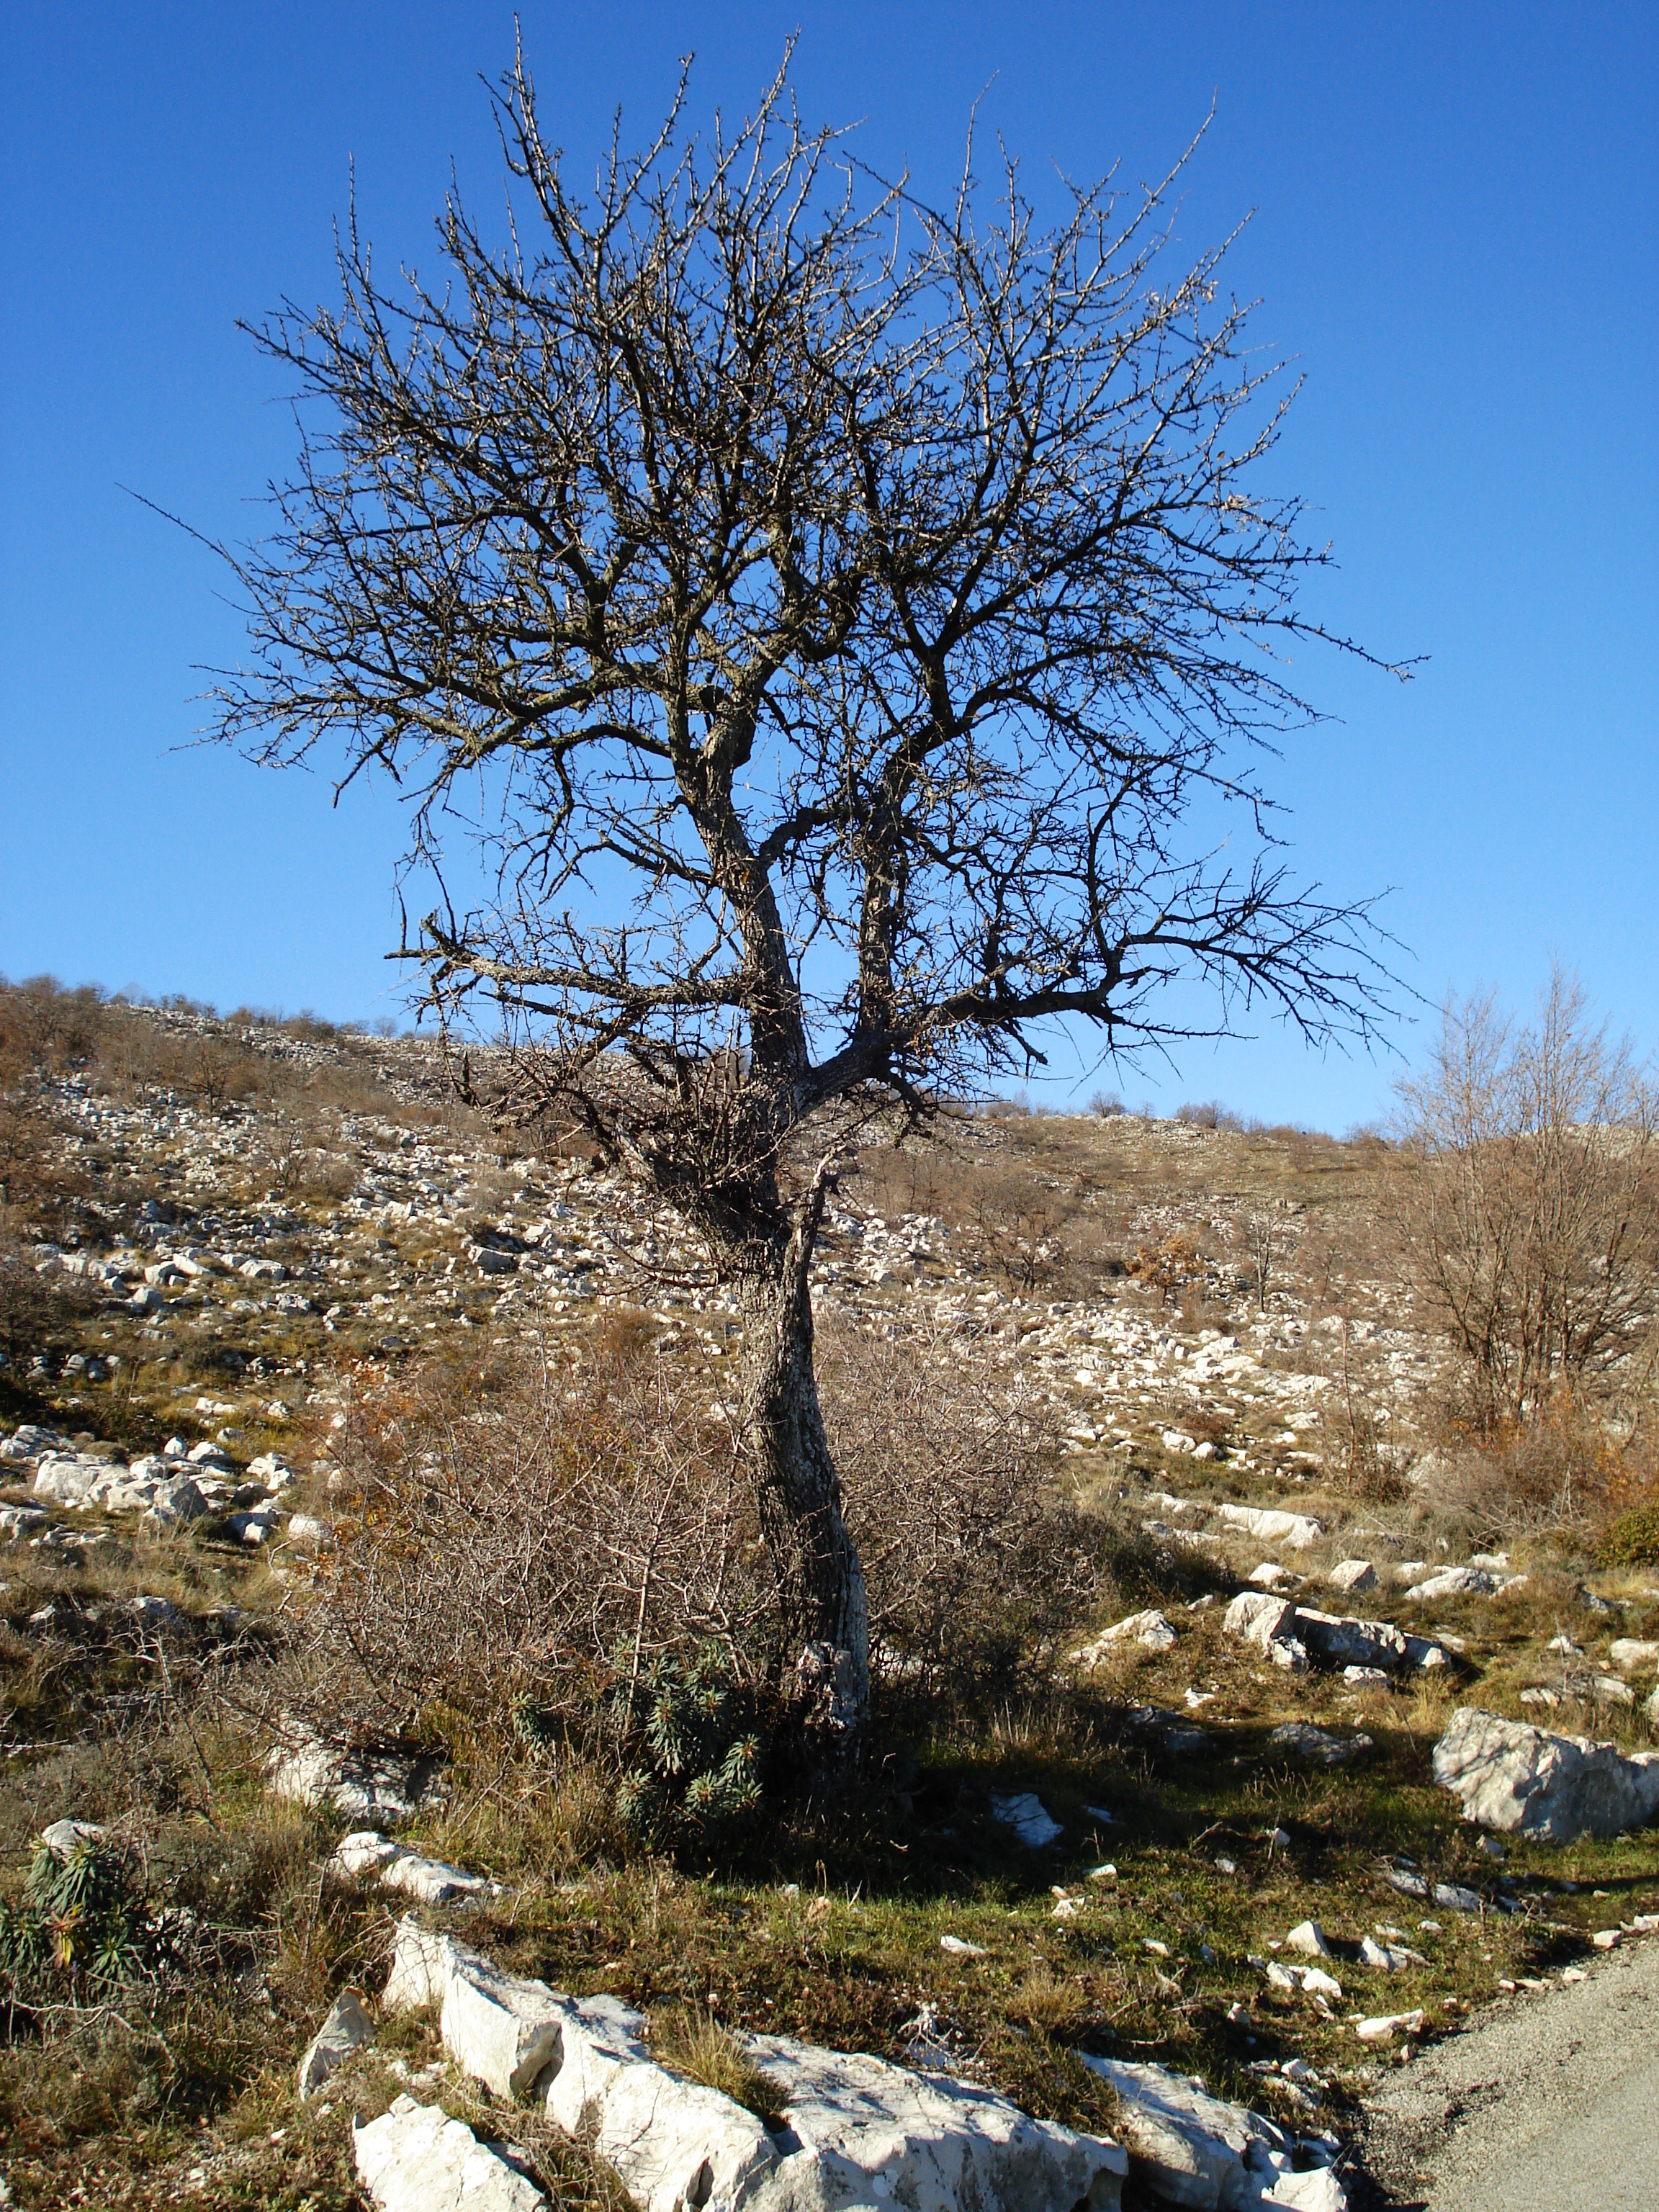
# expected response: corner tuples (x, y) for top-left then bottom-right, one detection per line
(1358, 1936), (1659, 2209)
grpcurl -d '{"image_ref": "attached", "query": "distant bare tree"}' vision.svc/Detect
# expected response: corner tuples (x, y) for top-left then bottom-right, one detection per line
(1391, 971), (1659, 1430)
(207, 45), (1401, 1779)
(1245, 1202), (1284, 1314)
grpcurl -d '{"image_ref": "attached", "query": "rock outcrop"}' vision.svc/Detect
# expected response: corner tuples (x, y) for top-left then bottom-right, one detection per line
(1223, 1591), (1447, 1676)
(354, 2095), (548, 2211)
(1079, 2056), (1346, 2209)
(266, 1727), (441, 1823)
(379, 1914), (1128, 2212)
(1431, 1707), (1659, 1841)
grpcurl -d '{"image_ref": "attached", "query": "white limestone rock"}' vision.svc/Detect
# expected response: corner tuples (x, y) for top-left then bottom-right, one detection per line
(1431, 1706), (1659, 1841)
(32, 1454), (102, 1506)
(549, 1995), (779, 2212)
(1222, 1593), (1445, 1676)
(381, 1916), (456, 2013)
(1216, 1503), (1325, 1550)
(1353, 2011), (1423, 2044)
(989, 1791), (1063, 1846)
(1268, 1722), (1370, 1766)
(385, 1851), (489, 1906)
(1072, 1609), (1179, 1661)
(141, 1475), (211, 1532)
(228, 1509), (279, 1545)
(331, 1830), (486, 1905)
(1079, 2055), (1339, 2211)
(1404, 1566), (1497, 1601)
(1223, 1591), (1298, 1652)
(297, 1987), (374, 2099)
(381, 1919), (563, 2100)
(742, 2031), (1128, 2212)
(1265, 1961), (1344, 2002)
(384, 1918), (1127, 2212)
(1358, 1936), (1423, 1972)
(1247, 1563), (1294, 1591)
(333, 1830), (403, 1878)
(40, 1818), (104, 1859)
(1284, 1920), (1331, 1958)
(266, 1727), (439, 1823)
(1609, 1638), (1659, 1672)
(1326, 1560), (1377, 1596)
(354, 2094), (547, 2212)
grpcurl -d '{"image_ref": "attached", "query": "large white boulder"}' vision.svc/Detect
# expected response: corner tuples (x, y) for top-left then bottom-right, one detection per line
(1078, 2056), (1339, 2210)
(1216, 1504), (1325, 1550)
(354, 2094), (547, 2211)
(1431, 1707), (1659, 1841)
(742, 2031), (1127, 2212)
(382, 1919), (564, 2100)
(549, 1995), (779, 2212)
(1609, 1638), (1659, 1673)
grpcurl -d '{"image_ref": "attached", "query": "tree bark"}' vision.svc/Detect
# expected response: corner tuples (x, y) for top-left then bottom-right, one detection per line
(735, 1183), (870, 1784)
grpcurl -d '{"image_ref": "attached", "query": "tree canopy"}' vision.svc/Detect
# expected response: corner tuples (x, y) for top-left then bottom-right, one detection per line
(214, 46), (1402, 1155)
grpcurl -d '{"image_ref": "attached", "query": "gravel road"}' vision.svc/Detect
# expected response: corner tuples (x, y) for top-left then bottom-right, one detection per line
(1359, 1936), (1659, 2209)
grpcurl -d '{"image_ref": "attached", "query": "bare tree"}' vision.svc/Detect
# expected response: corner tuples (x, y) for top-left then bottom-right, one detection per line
(1391, 971), (1659, 1430)
(205, 46), (1401, 1779)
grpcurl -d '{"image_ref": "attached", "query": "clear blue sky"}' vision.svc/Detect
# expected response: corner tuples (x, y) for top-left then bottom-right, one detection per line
(3, 3), (1654, 1129)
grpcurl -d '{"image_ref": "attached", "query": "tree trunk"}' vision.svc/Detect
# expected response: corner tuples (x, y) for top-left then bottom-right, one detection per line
(736, 1184), (870, 1784)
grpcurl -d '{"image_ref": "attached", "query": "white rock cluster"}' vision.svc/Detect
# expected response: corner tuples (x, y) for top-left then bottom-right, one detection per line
(1223, 1591), (1449, 1676)
(377, 1916), (1130, 2212)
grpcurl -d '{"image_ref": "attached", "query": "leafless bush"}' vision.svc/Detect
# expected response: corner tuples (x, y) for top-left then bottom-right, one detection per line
(1128, 1231), (1205, 1305)
(1390, 971), (1659, 1431)
(818, 1319), (1099, 1712)
(1426, 1400), (1647, 1546)
(282, 1343), (775, 1743)
(0, 1230), (55, 1361)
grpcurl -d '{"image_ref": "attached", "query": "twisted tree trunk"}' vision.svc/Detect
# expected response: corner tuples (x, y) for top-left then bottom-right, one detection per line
(734, 1182), (869, 1784)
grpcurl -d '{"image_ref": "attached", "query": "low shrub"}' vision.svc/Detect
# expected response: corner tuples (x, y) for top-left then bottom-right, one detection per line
(281, 1341), (774, 1745)
(1598, 1501), (1659, 1569)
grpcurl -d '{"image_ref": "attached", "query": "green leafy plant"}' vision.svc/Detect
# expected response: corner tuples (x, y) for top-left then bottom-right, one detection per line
(608, 1642), (762, 1850)
(0, 1838), (157, 2002)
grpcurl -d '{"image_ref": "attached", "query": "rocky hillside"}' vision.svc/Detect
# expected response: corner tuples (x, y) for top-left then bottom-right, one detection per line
(1, 988), (1657, 2212)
